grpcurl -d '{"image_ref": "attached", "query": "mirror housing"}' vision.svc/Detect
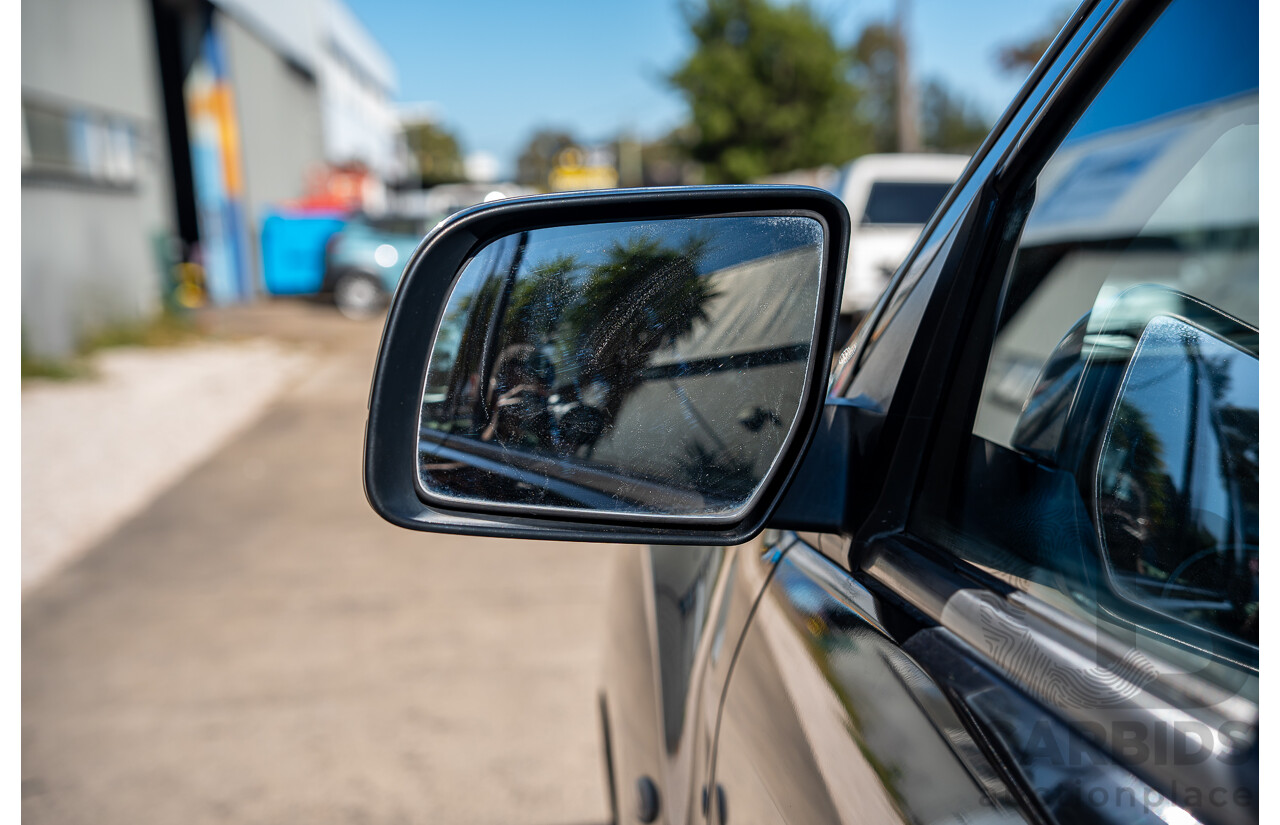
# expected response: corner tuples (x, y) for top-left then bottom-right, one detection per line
(364, 186), (850, 544)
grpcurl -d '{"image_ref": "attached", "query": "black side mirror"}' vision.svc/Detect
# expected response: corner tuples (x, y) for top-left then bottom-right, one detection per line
(364, 186), (849, 544)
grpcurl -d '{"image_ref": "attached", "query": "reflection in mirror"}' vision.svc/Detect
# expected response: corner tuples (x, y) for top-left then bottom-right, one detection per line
(1096, 315), (1258, 645)
(418, 216), (825, 519)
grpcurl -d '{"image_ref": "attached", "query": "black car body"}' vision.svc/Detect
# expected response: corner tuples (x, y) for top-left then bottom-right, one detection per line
(364, 1), (1259, 823)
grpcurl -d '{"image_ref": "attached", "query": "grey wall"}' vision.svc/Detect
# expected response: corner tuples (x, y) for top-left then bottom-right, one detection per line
(220, 12), (326, 287)
(21, 0), (175, 359)
(22, 189), (170, 358)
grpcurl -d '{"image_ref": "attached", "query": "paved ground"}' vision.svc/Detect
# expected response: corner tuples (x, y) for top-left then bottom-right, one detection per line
(22, 299), (619, 825)
(23, 338), (313, 589)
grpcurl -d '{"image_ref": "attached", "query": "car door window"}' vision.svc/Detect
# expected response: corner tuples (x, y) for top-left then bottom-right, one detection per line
(860, 181), (953, 225)
(912, 0), (1258, 685)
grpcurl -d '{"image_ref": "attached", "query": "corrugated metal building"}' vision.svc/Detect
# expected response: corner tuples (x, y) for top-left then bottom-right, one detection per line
(21, 0), (399, 359)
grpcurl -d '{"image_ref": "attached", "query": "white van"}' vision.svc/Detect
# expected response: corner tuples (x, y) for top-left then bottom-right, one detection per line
(829, 153), (969, 322)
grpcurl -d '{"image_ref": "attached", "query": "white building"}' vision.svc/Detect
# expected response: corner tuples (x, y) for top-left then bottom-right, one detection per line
(212, 0), (400, 179)
(317, 0), (400, 179)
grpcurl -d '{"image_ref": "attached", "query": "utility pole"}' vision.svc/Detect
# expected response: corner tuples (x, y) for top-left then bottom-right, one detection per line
(894, 0), (921, 152)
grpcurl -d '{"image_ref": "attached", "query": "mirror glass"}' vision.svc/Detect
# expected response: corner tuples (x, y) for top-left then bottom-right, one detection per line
(1096, 315), (1259, 645)
(418, 215), (825, 519)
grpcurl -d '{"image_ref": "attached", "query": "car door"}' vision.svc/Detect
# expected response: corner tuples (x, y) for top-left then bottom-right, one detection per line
(601, 539), (778, 825)
(710, 1), (1258, 824)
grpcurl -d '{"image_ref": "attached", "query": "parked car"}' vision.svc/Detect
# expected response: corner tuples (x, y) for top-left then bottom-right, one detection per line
(364, 1), (1258, 824)
(322, 213), (441, 318)
(827, 153), (968, 333)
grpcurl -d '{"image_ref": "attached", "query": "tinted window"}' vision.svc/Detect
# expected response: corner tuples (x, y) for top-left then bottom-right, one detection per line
(860, 181), (953, 225)
(913, 0), (1258, 677)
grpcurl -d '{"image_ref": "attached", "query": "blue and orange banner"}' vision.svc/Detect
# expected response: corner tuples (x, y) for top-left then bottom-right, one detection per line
(185, 24), (252, 304)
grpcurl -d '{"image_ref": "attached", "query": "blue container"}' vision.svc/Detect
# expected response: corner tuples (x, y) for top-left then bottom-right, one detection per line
(260, 212), (347, 295)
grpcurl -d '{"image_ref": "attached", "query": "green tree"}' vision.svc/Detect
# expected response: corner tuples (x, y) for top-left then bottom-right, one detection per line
(403, 121), (467, 186)
(567, 234), (717, 419)
(516, 129), (579, 189)
(996, 9), (1071, 76)
(920, 80), (991, 154)
(636, 126), (702, 186)
(669, 0), (870, 183)
(850, 20), (992, 154)
(849, 21), (900, 153)
(503, 255), (578, 344)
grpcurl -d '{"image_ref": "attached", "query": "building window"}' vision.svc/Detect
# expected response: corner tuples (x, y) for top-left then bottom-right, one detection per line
(21, 97), (140, 187)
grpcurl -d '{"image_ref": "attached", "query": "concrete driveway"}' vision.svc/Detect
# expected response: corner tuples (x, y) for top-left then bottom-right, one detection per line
(22, 300), (619, 824)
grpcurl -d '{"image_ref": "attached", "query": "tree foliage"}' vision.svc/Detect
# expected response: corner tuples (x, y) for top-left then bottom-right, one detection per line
(516, 129), (579, 189)
(996, 9), (1071, 76)
(919, 80), (991, 154)
(637, 126), (703, 186)
(568, 235), (716, 419)
(669, 0), (870, 183)
(849, 20), (992, 154)
(996, 32), (1056, 75)
(504, 255), (577, 344)
(403, 121), (466, 186)
(849, 22), (900, 153)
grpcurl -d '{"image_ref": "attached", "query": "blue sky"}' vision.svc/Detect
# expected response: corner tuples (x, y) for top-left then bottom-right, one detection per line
(351, 0), (1070, 178)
